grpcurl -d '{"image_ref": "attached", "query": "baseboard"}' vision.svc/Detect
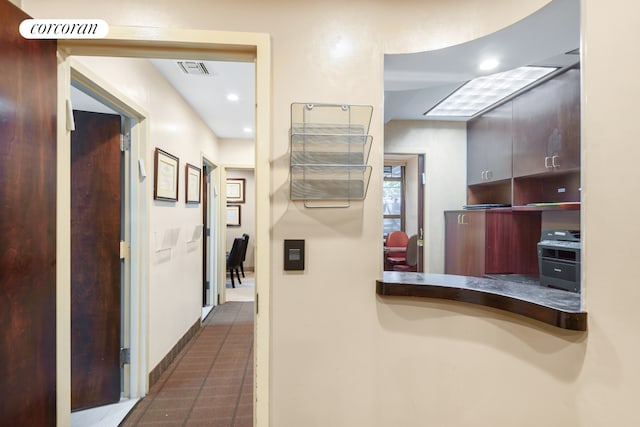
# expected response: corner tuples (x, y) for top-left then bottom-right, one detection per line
(148, 318), (201, 389)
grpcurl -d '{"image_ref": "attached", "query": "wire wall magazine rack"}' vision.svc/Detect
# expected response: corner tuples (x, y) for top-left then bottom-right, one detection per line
(290, 103), (374, 208)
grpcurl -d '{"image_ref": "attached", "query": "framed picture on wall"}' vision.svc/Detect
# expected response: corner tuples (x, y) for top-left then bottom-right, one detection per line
(154, 148), (179, 201)
(185, 163), (201, 204)
(226, 205), (241, 226)
(226, 178), (245, 203)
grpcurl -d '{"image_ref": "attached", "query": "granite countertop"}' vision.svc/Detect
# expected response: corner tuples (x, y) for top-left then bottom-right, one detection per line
(376, 272), (586, 331)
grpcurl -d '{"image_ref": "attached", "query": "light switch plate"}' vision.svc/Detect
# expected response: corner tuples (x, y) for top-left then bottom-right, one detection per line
(284, 239), (305, 271)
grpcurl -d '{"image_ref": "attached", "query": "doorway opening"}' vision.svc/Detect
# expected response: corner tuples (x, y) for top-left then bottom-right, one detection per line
(56, 29), (271, 427)
(383, 154), (425, 272)
(224, 167), (256, 303)
(68, 63), (148, 425)
(202, 158), (219, 320)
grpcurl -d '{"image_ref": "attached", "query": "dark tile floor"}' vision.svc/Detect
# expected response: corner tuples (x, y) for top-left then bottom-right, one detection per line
(121, 302), (254, 427)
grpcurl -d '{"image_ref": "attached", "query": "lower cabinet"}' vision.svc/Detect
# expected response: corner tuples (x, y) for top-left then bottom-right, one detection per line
(445, 210), (540, 277)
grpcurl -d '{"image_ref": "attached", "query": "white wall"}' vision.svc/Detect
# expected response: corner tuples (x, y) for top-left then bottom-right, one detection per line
(23, 0), (640, 425)
(385, 121), (467, 273)
(226, 169), (255, 270)
(73, 56), (220, 370)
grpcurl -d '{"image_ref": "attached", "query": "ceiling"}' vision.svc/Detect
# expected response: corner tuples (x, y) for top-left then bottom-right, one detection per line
(70, 0), (578, 137)
(70, 59), (255, 140)
(384, 0), (580, 123)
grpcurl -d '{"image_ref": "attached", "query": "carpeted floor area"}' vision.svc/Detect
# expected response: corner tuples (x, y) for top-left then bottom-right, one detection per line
(120, 302), (254, 427)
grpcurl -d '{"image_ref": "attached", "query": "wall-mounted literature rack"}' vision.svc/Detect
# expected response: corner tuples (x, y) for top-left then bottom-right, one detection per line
(290, 103), (373, 208)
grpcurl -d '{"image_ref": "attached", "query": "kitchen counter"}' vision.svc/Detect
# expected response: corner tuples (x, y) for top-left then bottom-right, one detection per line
(376, 272), (586, 331)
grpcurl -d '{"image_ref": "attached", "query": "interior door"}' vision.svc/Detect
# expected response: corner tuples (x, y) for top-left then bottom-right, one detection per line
(70, 110), (122, 410)
(203, 164), (209, 306)
(0, 1), (57, 424)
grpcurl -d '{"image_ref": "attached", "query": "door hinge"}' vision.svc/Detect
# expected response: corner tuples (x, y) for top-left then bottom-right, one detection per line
(206, 228), (211, 237)
(120, 348), (130, 366)
(120, 240), (129, 260)
(120, 132), (131, 151)
(256, 293), (259, 315)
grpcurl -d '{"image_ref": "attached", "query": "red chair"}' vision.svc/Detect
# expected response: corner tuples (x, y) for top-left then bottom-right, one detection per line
(393, 235), (419, 272)
(384, 230), (409, 270)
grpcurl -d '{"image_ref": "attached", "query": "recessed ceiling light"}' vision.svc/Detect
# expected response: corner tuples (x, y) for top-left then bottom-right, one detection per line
(227, 93), (239, 102)
(425, 66), (557, 118)
(243, 127), (252, 133)
(479, 58), (499, 71)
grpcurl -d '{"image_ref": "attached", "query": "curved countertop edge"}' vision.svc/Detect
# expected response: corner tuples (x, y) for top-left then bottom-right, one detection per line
(376, 273), (587, 331)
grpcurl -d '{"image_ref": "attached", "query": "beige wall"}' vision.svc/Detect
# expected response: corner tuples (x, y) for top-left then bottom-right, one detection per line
(21, 0), (640, 425)
(385, 121), (467, 273)
(73, 56), (220, 370)
(218, 138), (255, 167)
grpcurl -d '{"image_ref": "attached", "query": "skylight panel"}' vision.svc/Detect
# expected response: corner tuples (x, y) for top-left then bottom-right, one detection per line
(425, 66), (557, 118)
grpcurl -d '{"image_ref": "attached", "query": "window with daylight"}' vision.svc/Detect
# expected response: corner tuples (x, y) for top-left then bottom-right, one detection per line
(383, 165), (405, 236)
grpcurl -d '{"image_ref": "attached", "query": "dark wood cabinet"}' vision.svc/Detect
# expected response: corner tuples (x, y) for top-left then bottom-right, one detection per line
(448, 67), (581, 280)
(445, 210), (485, 276)
(512, 68), (581, 177)
(445, 210), (540, 277)
(467, 102), (513, 185)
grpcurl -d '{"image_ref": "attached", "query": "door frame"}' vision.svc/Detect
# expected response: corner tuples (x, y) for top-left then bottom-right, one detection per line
(67, 58), (150, 404)
(56, 29), (271, 427)
(202, 156), (220, 314)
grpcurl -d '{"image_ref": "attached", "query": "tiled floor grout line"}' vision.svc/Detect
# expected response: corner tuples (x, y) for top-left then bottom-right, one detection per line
(231, 334), (254, 426)
(181, 303), (244, 426)
(123, 306), (223, 425)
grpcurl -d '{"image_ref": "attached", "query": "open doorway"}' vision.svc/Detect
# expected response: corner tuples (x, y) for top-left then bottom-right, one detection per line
(202, 158), (219, 319)
(56, 29), (270, 427)
(68, 64), (148, 425)
(383, 154), (425, 272)
(224, 167), (256, 303)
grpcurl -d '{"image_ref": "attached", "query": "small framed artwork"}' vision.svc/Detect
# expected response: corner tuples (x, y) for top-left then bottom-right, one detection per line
(185, 163), (201, 204)
(154, 148), (179, 201)
(226, 178), (245, 203)
(226, 205), (241, 227)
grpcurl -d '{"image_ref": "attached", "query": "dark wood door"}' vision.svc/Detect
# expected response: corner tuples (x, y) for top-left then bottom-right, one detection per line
(202, 164), (209, 305)
(0, 1), (57, 425)
(71, 110), (122, 410)
(512, 68), (581, 177)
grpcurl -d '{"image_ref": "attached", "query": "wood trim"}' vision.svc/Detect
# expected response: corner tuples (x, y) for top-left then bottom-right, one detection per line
(148, 318), (201, 388)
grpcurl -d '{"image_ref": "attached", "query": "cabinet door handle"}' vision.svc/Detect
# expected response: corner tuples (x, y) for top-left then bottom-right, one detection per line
(457, 214), (461, 224)
(545, 156), (552, 168)
(460, 214), (467, 225)
(481, 171), (486, 180)
(552, 155), (560, 168)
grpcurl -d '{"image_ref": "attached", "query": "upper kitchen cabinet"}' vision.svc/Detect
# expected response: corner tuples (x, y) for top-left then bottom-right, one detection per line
(512, 68), (581, 177)
(467, 102), (513, 185)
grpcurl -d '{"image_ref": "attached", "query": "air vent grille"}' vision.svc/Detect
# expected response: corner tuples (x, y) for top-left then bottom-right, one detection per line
(177, 61), (211, 76)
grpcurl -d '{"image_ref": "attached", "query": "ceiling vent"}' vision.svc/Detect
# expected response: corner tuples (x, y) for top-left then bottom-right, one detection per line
(176, 61), (212, 76)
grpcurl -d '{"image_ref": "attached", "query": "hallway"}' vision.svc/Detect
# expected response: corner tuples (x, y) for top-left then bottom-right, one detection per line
(121, 302), (254, 427)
